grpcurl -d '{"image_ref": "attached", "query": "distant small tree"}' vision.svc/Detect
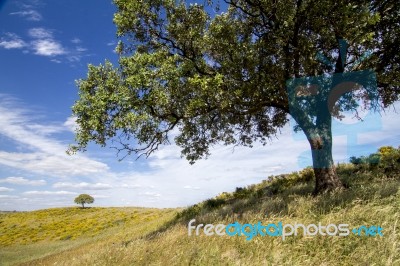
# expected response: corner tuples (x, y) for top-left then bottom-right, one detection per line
(74, 194), (94, 209)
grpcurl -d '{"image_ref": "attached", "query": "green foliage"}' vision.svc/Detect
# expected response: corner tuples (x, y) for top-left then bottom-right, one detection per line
(350, 154), (378, 169)
(74, 194), (95, 208)
(298, 167), (315, 182)
(379, 146), (400, 176)
(349, 146), (400, 176)
(175, 204), (202, 221)
(232, 186), (254, 199)
(69, 0), (399, 191)
(203, 198), (226, 209)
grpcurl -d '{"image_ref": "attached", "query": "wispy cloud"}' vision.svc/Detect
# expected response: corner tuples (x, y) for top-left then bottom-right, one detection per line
(23, 190), (77, 196)
(10, 0), (43, 21)
(71, 38), (81, 44)
(0, 33), (27, 49)
(0, 177), (46, 186)
(0, 195), (18, 199)
(0, 27), (87, 63)
(28, 28), (53, 39)
(0, 95), (109, 178)
(10, 9), (42, 21)
(140, 191), (162, 198)
(106, 41), (116, 46)
(53, 182), (113, 190)
(26, 124), (64, 136)
(183, 185), (201, 190)
(0, 187), (14, 192)
(63, 116), (78, 132)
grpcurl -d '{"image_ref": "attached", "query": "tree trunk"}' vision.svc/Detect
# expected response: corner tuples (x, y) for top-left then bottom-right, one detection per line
(288, 44), (347, 194)
(313, 167), (342, 193)
(308, 114), (343, 194)
(82, 203), (85, 209)
(310, 142), (343, 194)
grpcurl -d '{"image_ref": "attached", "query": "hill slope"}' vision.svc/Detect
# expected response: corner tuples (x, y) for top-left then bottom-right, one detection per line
(0, 207), (177, 265)
(1, 147), (400, 265)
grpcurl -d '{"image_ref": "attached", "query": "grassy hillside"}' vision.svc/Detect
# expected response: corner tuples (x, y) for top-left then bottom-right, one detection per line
(1, 146), (399, 265)
(0, 207), (177, 265)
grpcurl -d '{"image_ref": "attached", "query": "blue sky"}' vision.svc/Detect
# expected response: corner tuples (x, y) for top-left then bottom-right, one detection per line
(0, 0), (399, 211)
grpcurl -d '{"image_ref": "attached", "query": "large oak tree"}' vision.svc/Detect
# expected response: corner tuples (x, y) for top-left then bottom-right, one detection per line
(69, 0), (399, 194)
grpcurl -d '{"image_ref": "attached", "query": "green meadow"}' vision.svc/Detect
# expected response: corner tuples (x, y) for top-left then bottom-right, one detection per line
(1, 147), (399, 265)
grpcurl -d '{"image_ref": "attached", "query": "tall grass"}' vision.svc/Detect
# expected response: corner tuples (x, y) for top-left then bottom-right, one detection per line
(19, 178), (400, 266)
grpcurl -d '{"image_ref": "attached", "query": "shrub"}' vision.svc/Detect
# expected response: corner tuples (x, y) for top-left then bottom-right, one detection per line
(298, 167), (315, 182)
(379, 146), (400, 176)
(350, 154), (380, 171)
(233, 187), (254, 199)
(350, 156), (366, 165)
(204, 198), (226, 209)
(175, 204), (202, 220)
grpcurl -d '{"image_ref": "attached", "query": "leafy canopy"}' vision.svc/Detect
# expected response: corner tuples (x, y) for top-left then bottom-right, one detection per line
(69, 0), (399, 163)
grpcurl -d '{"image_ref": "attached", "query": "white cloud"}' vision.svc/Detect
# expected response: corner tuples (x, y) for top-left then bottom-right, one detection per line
(121, 184), (142, 189)
(0, 177), (46, 186)
(63, 116), (78, 132)
(71, 38), (81, 44)
(90, 194), (110, 199)
(0, 187), (14, 192)
(75, 47), (87, 52)
(32, 39), (66, 56)
(106, 41), (116, 46)
(24, 28), (68, 57)
(0, 152), (108, 178)
(28, 28), (53, 39)
(0, 96), (109, 178)
(10, 10), (42, 21)
(0, 28), (87, 62)
(26, 124), (64, 135)
(140, 191), (162, 198)
(53, 182), (113, 190)
(183, 185), (201, 190)
(23, 190), (77, 196)
(0, 33), (27, 49)
(0, 195), (18, 199)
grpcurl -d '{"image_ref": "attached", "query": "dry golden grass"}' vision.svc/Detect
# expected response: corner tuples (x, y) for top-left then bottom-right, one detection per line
(0, 207), (177, 265)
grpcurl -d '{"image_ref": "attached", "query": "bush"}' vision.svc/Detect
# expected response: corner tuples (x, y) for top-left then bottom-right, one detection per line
(233, 187), (254, 199)
(175, 204), (202, 220)
(379, 146), (400, 176)
(349, 146), (400, 177)
(203, 198), (225, 209)
(350, 154), (380, 171)
(367, 153), (380, 168)
(299, 167), (315, 182)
